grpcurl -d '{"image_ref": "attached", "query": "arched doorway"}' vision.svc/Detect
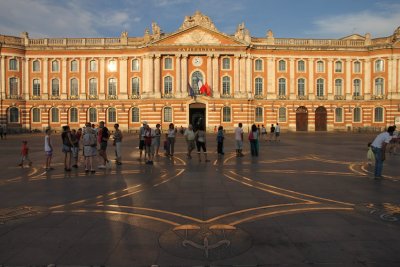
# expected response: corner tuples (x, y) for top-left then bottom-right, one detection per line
(315, 106), (327, 131)
(296, 106), (308, 131)
(189, 103), (206, 131)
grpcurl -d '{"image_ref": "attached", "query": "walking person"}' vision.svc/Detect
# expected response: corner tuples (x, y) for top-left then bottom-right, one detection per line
(70, 129), (79, 168)
(274, 123), (281, 142)
(18, 140), (32, 167)
(269, 124), (275, 141)
(167, 123), (176, 157)
(138, 121), (147, 161)
(44, 128), (53, 171)
(61, 125), (73, 171)
(97, 121), (111, 169)
(217, 125), (225, 158)
(370, 126), (395, 179)
(249, 124), (259, 156)
(113, 123), (123, 165)
(82, 122), (97, 173)
(144, 123), (155, 165)
(184, 124), (195, 159)
(195, 124), (210, 162)
(235, 123), (244, 157)
(154, 123), (162, 156)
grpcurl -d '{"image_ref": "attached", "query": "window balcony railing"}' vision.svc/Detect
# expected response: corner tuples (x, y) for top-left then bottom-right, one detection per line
(107, 95), (118, 100)
(50, 95), (60, 100)
(352, 95), (364, 100)
(162, 93), (174, 99)
(69, 95), (79, 100)
(7, 95), (23, 100)
(278, 95), (287, 100)
(371, 94), (386, 100)
(31, 95), (41, 100)
(297, 95), (308, 100)
(334, 95), (345, 100)
(316, 95), (328, 100)
(88, 94), (98, 100)
(254, 94), (264, 99)
(220, 94), (233, 99)
(130, 94), (140, 99)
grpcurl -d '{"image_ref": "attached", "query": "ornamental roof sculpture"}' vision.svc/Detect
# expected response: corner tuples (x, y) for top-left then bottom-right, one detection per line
(179, 11), (217, 31)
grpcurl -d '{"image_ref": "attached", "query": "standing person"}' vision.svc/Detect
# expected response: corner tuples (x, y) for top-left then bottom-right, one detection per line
(82, 123), (97, 173)
(217, 125), (225, 157)
(138, 121), (147, 161)
(269, 124), (275, 141)
(261, 125), (267, 140)
(61, 125), (73, 171)
(97, 121), (111, 169)
(144, 124), (155, 165)
(70, 129), (79, 168)
(195, 124), (210, 162)
(167, 123), (176, 157)
(235, 123), (244, 157)
(249, 124), (259, 156)
(370, 126), (395, 179)
(184, 124), (195, 159)
(44, 128), (53, 171)
(154, 124), (162, 156)
(163, 133), (169, 156)
(18, 140), (32, 167)
(275, 123), (281, 142)
(113, 123), (123, 165)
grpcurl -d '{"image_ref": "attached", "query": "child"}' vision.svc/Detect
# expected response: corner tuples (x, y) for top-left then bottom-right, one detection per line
(163, 133), (169, 156)
(367, 142), (375, 166)
(44, 129), (53, 171)
(18, 141), (32, 167)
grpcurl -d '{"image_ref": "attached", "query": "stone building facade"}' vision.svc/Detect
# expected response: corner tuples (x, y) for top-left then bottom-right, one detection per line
(0, 11), (399, 132)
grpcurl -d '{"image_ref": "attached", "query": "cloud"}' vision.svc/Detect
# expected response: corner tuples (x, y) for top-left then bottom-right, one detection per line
(308, 3), (400, 38)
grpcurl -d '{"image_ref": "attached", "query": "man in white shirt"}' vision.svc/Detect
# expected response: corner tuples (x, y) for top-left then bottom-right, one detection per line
(370, 126), (395, 179)
(234, 123), (244, 157)
(275, 123), (281, 142)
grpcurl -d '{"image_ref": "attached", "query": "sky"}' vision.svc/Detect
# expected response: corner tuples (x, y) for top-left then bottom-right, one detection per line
(0, 0), (399, 39)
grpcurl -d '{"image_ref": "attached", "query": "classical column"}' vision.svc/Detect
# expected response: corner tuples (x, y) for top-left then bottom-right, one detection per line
(212, 54), (219, 97)
(119, 57), (128, 99)
(345, 59), (351, 98)
(80, 57), (86, 99)
(308, 58), (314, 100)
(239, 55), (246, 97)
(397, 57), (400, 98)
(43, 58), (48, 98)
(267, 57), (275, 98)
(175, 54), (181, 97)
(99, 57), (105, 100)
(207, 54), (213, 88)
(234, 55), (240, 97)
(364, 58), (371, 99)
(388, 56), (396, 99)
(289, 58), (295, 99)
(142, 55), (148, 97)
(182, 54), (188, 97)
(327, 59), (333, 99)
(61, 58), (67, 98)
(148, 54), (154, 96)
(23, 58), (29, 99)
(0, 56), (4, 100)
(245, 55), (252, 98)
(154, 54), (161, 98)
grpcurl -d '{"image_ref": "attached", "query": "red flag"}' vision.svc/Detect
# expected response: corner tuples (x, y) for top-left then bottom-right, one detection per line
(205, 82), (211, 96)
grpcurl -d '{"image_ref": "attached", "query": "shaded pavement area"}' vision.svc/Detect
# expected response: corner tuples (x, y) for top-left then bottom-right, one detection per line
(0, 131), (399, 266)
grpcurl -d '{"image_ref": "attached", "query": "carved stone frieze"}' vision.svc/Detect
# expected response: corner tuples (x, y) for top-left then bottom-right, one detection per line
(174, 29), (221, 45)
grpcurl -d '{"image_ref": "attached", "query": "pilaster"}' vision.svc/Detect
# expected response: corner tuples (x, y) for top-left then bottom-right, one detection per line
(239, 55), (246, 97)
(364, 58), (371, 100)
(267, 57), (276, 98)
(345, 59), (351, 99)
(99, 57), (105, 100)
(23, 58), (29, 99)
(289, 58), (295, 99)
(0, 56), (4, 100)
(43, 58), (48, 98)
(154, 54), (161, 98)
(80, 57), (86, 99)
(234, 55), (240, 97)
(61, 58), (67, 98)
(182, 54), (188, 97)
(212, 54), (220, 98)
(119, 57), (128, 99)
(245, 55), (252, 98)
(327, 58), (333, 100)
(308, 58), (314, 100)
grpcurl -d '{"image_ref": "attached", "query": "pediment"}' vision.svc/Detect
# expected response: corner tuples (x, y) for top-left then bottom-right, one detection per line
(340, 34), (365, 40)
(151, 26), (246, 46)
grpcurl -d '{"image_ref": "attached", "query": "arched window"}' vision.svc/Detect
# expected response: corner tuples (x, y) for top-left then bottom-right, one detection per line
(51, 108), (59, 123)
(51, 79), (59, 96)
(9, 107), (19, 123)
(163, 107), (172, 122)
(375, 59), (384, 72)
(353, 107), (361, 123)
(317, 60), (324, 72)
(9, 58), (18, 71)
(255, 59), (263, 71)
(32, 108), (41, 123)
(88, 108), (97, 123)
(278, 78), (286, 96)
(70, 78), (78, 97)
(255, 77), (263, 96)
(51, 60), (59, 72)
(191, 71), (203, 94)
(335, 108), (343, 122)
(297, 78), (305, 96)
(353, 61), (361, 73)
(374, 78), (384, 95)
(70, 60), (78, 72)
(278, 60), (286, 71)
(222, 76), (231, 95)
(164, 58), (173, 70)
(297, 60), (305, 72)
(131, 107), (140, 122)
(108, 108), (117, 123)
(33, 60), (40, 72)
(335, 61), (343, 72)
(89, 78), (97, 96)
(222, 106), (231, 122)
(222, 58), (230, 70)
(89, 60), (97, 72)
(164, 76), (173, 95)
(278, 107), (286, 122)
(9, 77), (18, 97)
(335, 79), (343, 96)
(353, 79), (361, 96)
(132, 59), (140, 71)
(255, 107), (263, 122)
(132, 77), (140, 96)
(108, 78), (117, 96)
(316, 78), (324, 97)
(69, 107), (78, 123)
(374, 107), (384, 122)
(33, 79), (40, 97)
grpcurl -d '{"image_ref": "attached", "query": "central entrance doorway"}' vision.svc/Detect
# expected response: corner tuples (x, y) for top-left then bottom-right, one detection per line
(189, 103), (206, 131)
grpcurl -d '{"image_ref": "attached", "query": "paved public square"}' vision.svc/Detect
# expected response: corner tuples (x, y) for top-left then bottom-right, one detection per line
(0, 130), (399, 266)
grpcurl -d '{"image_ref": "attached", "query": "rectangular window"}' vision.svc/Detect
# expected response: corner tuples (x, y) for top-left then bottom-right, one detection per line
(317, 61), (324, 72)
(89, 60), (97, 72)
(33, 79), (40, 96)
(164, 58), (173, 70)
(51, 109), (59, 123)
(353, 61), (361, 73)
(9, 59), (18, 71)
(255, 107), (263, 122)
(71, 60), (78, 72)
(164, 108), (172, 122)
(33, 60), (40, 72)
(70, 108), (78, 123)
(297, 60), (305, 72)
(32, 109), (40, 122)
(335, 108), (343, 122)
(374, 108), (383, 122)
(255, 59), (263, 71)
(278, 60), (286, 72)
(132, 59), (139, 71)
(222, 107), (231, 122)
(353, 108), (361, 123)
(52, 61), (59, 72)
(222, 58), (230, 70)
(278, 108), (286, 122)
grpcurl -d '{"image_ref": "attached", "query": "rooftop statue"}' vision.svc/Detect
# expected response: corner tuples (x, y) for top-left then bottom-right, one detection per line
(179, 11), (217, 31)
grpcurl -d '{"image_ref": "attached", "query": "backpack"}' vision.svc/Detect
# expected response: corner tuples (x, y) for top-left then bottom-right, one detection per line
(83, 132), (97, 147)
